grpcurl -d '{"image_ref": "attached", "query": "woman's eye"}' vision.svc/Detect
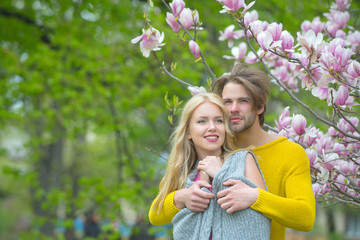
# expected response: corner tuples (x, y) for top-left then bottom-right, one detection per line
(198, 120), (206, 124)
(216, 119), (223, 123)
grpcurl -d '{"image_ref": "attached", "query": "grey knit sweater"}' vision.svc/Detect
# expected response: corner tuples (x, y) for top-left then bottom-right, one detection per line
(172, 151), (271, 240)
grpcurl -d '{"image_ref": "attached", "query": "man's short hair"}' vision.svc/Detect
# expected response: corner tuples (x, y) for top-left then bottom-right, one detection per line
(213, 64), (271, 126)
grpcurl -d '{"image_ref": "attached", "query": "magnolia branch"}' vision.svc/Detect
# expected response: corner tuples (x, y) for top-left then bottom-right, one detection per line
(160, 0), (216, 80)
(153, 52), (193, 87)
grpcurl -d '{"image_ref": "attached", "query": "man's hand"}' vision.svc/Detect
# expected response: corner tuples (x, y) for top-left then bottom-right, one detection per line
(174, 181), (215, 212)
(217, 179), (259, 214)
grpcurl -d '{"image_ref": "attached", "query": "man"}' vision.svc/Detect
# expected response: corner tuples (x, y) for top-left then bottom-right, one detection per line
(149, 64), (316, 240)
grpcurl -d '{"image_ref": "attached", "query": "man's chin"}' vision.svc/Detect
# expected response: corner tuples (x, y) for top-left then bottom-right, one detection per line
(230, 126), (243, 134)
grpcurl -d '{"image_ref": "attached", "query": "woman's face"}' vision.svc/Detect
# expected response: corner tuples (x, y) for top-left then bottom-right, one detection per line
(187, 102), (225, 160)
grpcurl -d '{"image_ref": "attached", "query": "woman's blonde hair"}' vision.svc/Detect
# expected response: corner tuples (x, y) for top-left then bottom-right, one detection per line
(153, 92), (236, 212)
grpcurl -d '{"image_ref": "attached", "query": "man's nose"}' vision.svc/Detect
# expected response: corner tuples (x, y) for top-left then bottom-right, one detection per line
(230, 102), (239, 113)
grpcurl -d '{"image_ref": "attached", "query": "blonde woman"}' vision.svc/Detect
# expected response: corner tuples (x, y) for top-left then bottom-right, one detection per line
(149, 93), (270, 240)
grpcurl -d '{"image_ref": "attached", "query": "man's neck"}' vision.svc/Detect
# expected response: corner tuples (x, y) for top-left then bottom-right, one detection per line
(235, 126), (279, 149)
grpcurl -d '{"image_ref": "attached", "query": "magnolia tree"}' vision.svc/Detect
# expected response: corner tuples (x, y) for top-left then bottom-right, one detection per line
(132, 0), (360, 207)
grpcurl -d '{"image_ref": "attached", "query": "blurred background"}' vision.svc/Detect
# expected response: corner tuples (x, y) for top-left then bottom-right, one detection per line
(0, 0), (359, 239)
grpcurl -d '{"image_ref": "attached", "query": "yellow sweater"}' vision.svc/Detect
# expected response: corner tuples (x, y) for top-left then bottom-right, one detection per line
(149, 137), (316, 240)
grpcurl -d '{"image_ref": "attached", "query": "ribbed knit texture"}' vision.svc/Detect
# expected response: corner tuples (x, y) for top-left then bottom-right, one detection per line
(172, 151), (270, 240)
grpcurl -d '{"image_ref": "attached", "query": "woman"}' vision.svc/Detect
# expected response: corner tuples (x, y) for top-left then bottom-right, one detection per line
(150, 93), (270, 240)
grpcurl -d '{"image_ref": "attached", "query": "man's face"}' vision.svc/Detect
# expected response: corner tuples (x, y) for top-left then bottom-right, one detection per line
(222, 82), (257, 134)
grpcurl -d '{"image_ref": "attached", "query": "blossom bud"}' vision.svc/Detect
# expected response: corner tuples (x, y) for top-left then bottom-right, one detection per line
(188, 86), (207, 96)
(280, 30), (294, 51)
(170, 0), (185, 18)
(166, 13), (181, 33)
(221, 0), (245, 12)
(189, 40), (200, 59)
(267, 22), (282, 41)
(291, 114), (307, 135)
(277, 106), (291, 130)
(334, 85), (349, 106)
(179, 8), (194, 29)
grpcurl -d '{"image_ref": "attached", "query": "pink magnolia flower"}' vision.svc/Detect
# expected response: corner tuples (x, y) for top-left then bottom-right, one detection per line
(311, 17), (324, 35)
(303, 127), (318, 147)
(299, 66), (323, 89)
(189, 40), (200, 59)
(220, 0), (245, 12)
(244, 51), (258, 64)
(333, 45), (354, 72)
(169, 0), (185, 17)
(249, 20), (266, 37)
(338, 117), (359, 133)
(272, 66), (296, 90)
(280, 30), (294, 52)
(301, 17), (324, 35)
(327, 126), (337, 137)
(306, 148), (317, 166)
(331, 0), (350, 10)
(347, 61), (360, 78)
(325, 21), (339, 37)
(267, 22), (283, 41)
(333, 143), (349, 157)
(179, 8), (198, 29)
(276, 106), (291, 130)
(257, 31), (273, 51)
(312, 183), (323, 198)
(244, 10), (258, 27)
(323, 153), (339, 171)
(335, 174), (347, 192)
(131, 28), (165, 58)
(311, 87), (329, 101)
(319, 165), (331, 180)
(334, 85), (354, 107)
(301, 20), (312, 33)
(219, 25), (244, 48)
(346, 31), (360, 53)
(292, 114), (307, 135)
(335, 29), (346, 39)
(188, 86), (207, 95)
(297, 30), (324, 61)
(334, 11), (350, 28)
(223, 42), (247, 62)
(166, 13), (182, 33)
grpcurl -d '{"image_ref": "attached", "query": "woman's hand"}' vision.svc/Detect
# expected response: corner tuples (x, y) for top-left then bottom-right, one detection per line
(197, 156), (222, 178)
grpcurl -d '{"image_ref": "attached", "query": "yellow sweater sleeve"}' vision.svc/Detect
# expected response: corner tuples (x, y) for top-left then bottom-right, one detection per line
(148, 191), (180, 225)
(250, 141), (316, 232)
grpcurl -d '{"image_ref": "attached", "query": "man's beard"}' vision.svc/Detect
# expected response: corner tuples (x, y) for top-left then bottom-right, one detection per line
(229, 113), (256, 134)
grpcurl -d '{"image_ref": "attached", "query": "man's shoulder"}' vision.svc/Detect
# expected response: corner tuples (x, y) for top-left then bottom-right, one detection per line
(256, 136), (306, 156)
